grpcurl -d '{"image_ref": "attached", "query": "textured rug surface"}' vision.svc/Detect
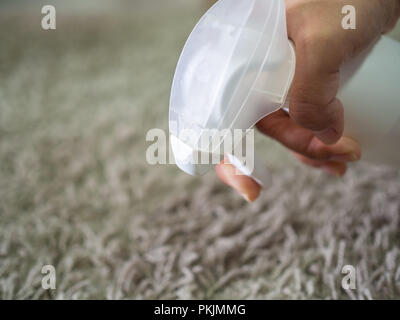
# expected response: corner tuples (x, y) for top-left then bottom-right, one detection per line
(1, 0), (400, 299)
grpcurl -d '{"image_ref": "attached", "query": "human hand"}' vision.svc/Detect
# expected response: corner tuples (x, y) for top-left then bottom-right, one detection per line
(216, 0), (400, 202)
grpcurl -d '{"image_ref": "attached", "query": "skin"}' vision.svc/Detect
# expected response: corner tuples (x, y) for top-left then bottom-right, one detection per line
(216, 0), (400, 202)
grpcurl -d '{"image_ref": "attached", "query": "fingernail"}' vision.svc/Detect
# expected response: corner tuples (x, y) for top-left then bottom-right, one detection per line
(224, 173), (256, 202)
(330, 152), (359, 162)
(219, 163), (261, 202)
(321, 165), (343, 177)
(235, 186), (259, 202)
(316, 127), (340, 144)
(241, 193), (253, 203)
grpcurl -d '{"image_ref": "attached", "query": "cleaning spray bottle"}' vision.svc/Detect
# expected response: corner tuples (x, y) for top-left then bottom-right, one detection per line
(169, 0), (400, 187)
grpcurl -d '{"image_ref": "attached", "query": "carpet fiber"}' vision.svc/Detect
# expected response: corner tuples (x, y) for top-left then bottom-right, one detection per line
(0, 0), (400, 299)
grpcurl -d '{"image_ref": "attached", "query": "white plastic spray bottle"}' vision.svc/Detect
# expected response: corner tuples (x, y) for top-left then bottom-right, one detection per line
(169, 0), (400, 187)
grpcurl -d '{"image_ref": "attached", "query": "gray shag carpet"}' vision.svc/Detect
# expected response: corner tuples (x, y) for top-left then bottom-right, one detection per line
(0, 0), (400, 299)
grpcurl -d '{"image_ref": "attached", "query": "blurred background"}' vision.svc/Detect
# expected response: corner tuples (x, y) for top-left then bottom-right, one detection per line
(0, 0), (400, 299)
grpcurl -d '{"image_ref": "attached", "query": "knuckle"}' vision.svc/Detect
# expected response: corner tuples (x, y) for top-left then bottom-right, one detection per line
(257, 116), (284, 139)
(297, 27), (333, 58)
(289, 102), (329, 131)
(305, 137), (329, 160)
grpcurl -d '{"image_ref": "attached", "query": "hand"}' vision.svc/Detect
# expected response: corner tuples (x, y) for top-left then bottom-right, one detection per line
(216, 0), (400, 202)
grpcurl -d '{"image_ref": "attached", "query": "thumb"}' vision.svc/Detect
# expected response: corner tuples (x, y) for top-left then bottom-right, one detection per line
(288, 32), (345, 144)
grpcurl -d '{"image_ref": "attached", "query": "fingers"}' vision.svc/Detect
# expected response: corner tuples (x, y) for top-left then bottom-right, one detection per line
(256, 110), (361, 162)
(292, 152), (347, 177)
(216, 149), (348, 203)
(216, 159), (261, 202)
(215, 110), (361, 202)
